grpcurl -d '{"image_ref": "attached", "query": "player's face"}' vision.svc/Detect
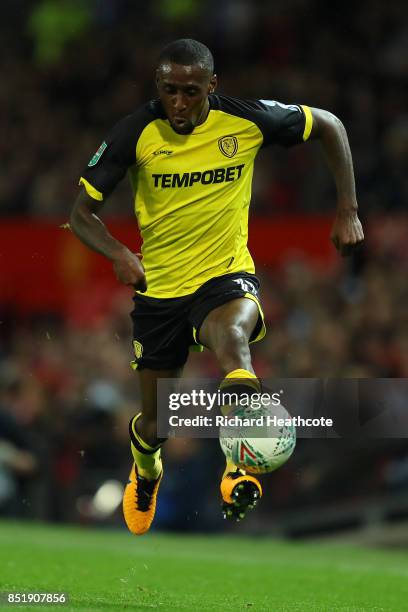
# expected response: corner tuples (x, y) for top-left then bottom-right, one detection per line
(156, 63), (217, 135)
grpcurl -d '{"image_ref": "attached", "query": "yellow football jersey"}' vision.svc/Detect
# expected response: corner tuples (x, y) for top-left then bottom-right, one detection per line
(80, 95), (312, 297)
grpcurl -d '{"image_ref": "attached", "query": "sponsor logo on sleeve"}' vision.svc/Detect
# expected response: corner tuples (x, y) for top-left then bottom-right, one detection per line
(88, 141), (107, 167)
(260, 100), (300, 113)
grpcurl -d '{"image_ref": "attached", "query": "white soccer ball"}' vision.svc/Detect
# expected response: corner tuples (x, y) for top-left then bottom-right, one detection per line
(219, 399), (296, 474)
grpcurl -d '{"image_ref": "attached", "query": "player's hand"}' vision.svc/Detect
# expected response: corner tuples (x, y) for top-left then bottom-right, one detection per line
(112, 248), (147, 292)
(330, 206), (364, 257)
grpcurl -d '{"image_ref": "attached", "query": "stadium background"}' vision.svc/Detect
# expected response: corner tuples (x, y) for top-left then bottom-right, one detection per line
(1, 0), (408, 542)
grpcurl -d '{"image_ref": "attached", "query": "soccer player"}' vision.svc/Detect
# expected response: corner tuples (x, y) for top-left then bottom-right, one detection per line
(70, 39), (364, 535)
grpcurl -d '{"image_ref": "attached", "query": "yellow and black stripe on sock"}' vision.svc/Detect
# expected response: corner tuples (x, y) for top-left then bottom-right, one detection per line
(129, 413), (162, 481)
(220, 368), (261, 477)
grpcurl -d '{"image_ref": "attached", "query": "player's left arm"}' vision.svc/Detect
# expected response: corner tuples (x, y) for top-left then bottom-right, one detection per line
(308, 107), (364, 256)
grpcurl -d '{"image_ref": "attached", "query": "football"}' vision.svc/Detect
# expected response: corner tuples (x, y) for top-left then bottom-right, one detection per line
(219, 399), (296, 474)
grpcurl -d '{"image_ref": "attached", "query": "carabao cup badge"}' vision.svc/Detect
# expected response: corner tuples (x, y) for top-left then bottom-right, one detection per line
(218, 135), (238, 158)
(88, 141), (107, 167)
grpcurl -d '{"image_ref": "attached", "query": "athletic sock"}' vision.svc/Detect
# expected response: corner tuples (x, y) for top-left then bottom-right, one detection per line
(220, 368), (261, 415)
(129, 413), (162, 481)
(220, 368), (261, 477)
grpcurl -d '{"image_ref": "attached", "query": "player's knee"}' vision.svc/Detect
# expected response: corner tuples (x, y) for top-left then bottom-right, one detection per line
(215, 324), (250, 362)
(222, 324), (248, 349)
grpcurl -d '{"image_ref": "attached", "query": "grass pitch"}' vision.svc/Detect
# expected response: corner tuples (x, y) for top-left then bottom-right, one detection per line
(0, 521), (407, 611)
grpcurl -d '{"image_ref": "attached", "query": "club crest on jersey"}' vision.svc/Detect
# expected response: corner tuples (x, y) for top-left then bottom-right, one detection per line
(218, 135), (238, 158)
(133, 340), (143, 359)
(88, 141), (107, 167)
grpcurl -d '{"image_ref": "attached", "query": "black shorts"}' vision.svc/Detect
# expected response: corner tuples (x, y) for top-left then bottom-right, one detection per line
(130, 272), (266, 370)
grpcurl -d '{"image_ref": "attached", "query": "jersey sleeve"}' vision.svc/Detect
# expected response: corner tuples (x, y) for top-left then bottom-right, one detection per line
(212, 94), (313, 148)
(255, 100), (313, 147)
(79, 104), (156, 201)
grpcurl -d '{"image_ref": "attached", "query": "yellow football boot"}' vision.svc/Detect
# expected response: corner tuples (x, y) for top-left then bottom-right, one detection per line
(123, 463), (163, 535)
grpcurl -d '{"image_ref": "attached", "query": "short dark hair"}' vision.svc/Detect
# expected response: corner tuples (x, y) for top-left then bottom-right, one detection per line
(158, 39), (214, 74)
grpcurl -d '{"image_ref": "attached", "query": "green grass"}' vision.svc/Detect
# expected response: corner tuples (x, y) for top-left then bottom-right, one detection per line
(0, 521), (407, 611)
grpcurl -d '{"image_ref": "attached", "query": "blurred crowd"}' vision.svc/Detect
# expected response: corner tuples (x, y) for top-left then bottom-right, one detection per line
(1, 0), (408, 533)
(1, 0), (408, 217)
(1, 218), (408, 530)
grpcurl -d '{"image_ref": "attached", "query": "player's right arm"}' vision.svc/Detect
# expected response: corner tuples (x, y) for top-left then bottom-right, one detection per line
(70, 111), (149, 291)
(70, 190), (146, 291)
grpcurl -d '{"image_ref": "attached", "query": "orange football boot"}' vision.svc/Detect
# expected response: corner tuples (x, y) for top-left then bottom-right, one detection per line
(123, 463), (163, 535)
(220, 468), (262, 521)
